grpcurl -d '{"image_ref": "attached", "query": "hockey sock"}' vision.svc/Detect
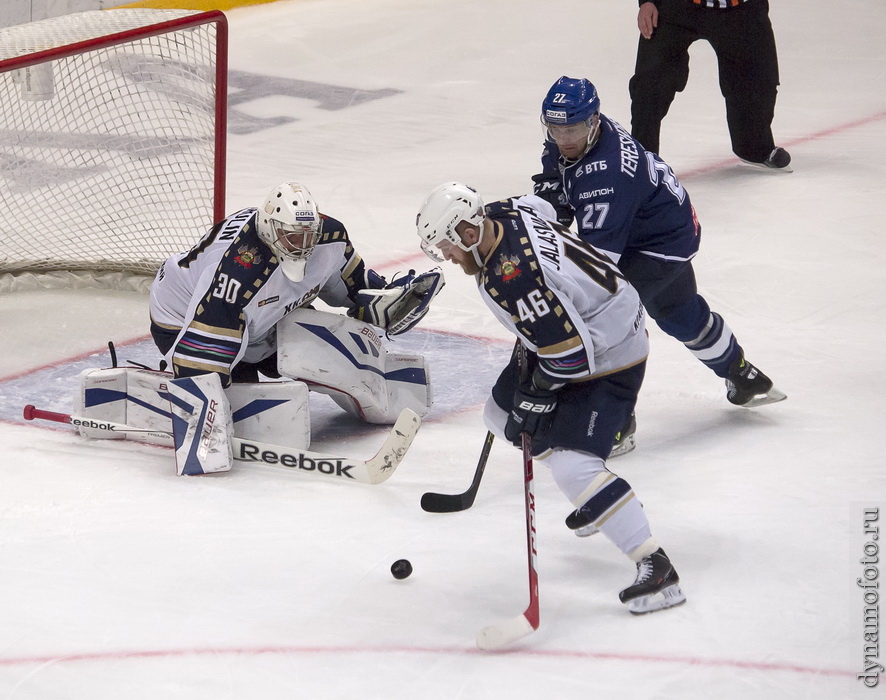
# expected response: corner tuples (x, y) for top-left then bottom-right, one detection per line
(683, 312), (741, 378)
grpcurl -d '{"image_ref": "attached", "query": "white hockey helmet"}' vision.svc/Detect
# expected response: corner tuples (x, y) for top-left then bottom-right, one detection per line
(257, 182), (322, 282)
(415, 182), (485, 263)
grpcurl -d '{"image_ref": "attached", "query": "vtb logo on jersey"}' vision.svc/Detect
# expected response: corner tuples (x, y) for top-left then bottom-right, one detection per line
(234, 245), (262, 269)
(496, 255), (521, 282)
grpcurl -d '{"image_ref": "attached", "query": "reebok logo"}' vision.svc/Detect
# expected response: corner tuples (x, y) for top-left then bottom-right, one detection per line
(587, 410), (599, 437)
(71, 418), (117, 432)
(237, 442), (356, 479)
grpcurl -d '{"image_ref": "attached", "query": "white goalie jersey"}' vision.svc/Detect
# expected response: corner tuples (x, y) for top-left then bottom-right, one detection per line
(149, 207), (376, 386)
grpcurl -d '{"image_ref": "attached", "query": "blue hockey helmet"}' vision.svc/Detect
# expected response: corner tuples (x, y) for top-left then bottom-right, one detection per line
(540, 76), (602, 161)
(541, 76), (600, 126)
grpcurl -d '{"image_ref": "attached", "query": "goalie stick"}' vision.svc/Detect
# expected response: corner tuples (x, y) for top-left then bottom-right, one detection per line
(420, 431), (493, 513)
(22, 404), (420, 485)
(475, 345), (540, 650)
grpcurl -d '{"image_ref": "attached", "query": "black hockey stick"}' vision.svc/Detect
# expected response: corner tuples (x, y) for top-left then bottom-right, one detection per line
(420, 340), (520, 513)
(420, 431), (494, 513)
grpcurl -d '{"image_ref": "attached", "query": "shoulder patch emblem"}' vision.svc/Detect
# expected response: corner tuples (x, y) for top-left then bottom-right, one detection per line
(496, 255), (522, 282)
(234, 245), (262, 269)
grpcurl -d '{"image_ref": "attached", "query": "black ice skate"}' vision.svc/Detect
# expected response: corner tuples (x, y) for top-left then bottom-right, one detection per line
(619, 548), (686, 615)
(725, 354), (787, 408)
(565, 506), (599, 538)
(609, 412), (636, 459)
(740, 147), (793, 173)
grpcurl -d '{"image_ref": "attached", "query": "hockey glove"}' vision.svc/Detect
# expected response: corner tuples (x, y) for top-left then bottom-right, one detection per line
(504, 384), (557, 454)
(349, 268), (445, 336)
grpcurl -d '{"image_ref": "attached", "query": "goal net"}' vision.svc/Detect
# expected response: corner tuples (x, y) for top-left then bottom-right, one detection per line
(0, 9), (227, 289)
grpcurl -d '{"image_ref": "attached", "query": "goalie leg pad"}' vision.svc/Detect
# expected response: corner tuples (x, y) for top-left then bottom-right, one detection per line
(167, 373), (233, 476)
(76, 367), (175, 446)
(77, 368), (310, 449)
(277, 308), (431, 424)
(226, 381), (310, 450)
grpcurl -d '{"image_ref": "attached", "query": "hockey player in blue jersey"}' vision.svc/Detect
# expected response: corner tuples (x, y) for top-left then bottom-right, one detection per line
(532, 77), (785, 435)
(416, 182), (686, 615)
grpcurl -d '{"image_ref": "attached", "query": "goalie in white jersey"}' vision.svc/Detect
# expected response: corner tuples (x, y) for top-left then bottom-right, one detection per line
(150, 181), (440, 386)
(146, 181), (442, 477)
(416, 182), (685, 615)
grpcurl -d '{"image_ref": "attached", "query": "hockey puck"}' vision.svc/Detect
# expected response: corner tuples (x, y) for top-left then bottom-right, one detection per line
(390, 559), (413, 580)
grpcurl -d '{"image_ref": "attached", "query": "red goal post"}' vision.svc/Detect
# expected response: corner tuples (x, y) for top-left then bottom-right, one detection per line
(0, 9), (227, 289)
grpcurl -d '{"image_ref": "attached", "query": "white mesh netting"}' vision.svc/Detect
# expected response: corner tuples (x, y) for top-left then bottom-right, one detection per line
(0, 9), (223, 279)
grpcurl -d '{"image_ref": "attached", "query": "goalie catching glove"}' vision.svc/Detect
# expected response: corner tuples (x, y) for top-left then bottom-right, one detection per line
(349, 268), (445, 336)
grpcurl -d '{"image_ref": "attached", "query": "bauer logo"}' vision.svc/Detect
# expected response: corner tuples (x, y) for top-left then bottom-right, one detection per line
(197, 399), (219, 460)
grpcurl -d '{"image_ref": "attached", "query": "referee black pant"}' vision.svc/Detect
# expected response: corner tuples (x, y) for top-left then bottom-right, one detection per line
(629, 0), (780, 163)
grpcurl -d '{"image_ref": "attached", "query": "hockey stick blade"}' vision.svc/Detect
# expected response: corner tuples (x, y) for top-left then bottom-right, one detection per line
(233, 408), (421, 484)
(476, 612), (537, 651)
(420, 431), (494, 513)
(22, 404), (421, 485)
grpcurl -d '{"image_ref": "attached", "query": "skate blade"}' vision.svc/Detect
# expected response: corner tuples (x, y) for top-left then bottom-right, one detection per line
(739, 159), (794, 174)
(626, 584), (687, 615)
(738, 386), (788, 408)
(573, 523), (600, 538)
(609, 434), (636, 459)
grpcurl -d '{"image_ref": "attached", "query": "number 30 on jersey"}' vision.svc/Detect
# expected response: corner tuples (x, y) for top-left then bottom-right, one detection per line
(212, 272), (242, 303)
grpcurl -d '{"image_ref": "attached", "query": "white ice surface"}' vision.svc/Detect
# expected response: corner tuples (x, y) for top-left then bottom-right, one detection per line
(1, 0), (884, 698)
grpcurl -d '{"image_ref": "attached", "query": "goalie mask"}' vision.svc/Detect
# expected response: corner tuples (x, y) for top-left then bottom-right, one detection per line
(540, 76), (601, 162)
(415, 182), (485, 266)
(257, 182), (322, 282)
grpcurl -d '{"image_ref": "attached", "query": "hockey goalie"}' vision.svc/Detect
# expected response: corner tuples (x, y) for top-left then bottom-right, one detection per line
(73, 182), (443, 477)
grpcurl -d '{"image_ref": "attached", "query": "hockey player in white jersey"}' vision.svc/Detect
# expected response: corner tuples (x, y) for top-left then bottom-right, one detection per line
(415, 182), (685, 614)
(147, 182), (442, 476)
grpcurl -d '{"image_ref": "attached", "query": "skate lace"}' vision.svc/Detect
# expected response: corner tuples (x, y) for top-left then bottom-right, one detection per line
(635, 557), (654, 584)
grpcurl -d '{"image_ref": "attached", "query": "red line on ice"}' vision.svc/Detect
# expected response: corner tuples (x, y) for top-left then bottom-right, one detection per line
(0, 643), (855, 678)
(677, 109), (886, 180)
